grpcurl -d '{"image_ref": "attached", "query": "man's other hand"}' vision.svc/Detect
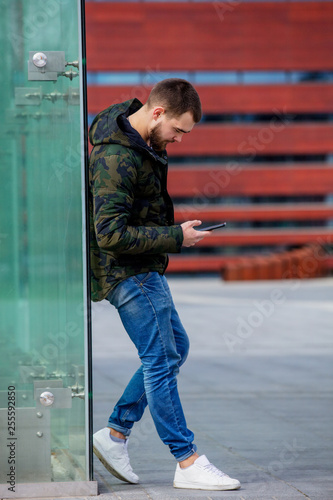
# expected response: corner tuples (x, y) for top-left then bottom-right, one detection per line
(181, 220), (210, 247)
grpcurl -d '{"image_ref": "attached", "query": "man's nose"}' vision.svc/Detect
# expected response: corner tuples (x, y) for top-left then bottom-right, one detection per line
(173, 134), (182, 143)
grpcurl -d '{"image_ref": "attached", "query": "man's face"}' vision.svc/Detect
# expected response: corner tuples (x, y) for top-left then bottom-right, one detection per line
(149, 111), (195, 151)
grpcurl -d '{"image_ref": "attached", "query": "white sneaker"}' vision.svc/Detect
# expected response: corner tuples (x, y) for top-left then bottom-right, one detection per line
(173, 455), (240, 491)
(93, 427), (139, 484)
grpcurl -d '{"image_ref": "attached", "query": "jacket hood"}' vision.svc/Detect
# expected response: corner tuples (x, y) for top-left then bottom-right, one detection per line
(89, 98), (143, 148)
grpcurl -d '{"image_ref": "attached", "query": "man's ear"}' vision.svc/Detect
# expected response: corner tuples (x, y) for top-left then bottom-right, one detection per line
(152, 106), (165, 121)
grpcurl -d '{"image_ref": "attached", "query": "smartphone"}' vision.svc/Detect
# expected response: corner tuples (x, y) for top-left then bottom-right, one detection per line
(197, 222), (227, 231)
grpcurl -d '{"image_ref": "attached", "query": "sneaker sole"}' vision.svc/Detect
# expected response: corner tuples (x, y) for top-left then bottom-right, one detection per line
(93, 444), (139, 484)
(173, 480), (240, 491)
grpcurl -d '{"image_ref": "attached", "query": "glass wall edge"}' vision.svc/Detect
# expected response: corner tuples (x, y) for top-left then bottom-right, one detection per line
(77, 0), (93, 482)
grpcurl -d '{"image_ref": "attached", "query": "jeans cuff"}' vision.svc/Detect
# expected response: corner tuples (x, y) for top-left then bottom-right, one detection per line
(176, 445), (198, 462)
(107, 422), (131, 437)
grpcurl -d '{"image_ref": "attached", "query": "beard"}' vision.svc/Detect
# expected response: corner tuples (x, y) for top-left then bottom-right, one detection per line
(149, 122), (169, 152)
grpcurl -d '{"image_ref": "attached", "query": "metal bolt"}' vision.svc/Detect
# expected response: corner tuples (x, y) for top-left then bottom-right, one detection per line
(36, 431), (43, 438)
(36, 412), (43, 418)
(32, 52), (47, 68)
(39, 391), (54, 406)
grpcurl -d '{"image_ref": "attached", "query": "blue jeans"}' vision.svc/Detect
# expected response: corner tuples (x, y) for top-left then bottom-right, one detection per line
(106, 272), (197, 461)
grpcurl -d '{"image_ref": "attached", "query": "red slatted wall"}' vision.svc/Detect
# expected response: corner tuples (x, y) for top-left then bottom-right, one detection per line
(86, 2), (333, 275)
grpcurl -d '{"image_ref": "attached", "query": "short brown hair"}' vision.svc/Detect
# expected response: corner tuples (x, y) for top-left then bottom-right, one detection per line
(147, 78), (202, 123)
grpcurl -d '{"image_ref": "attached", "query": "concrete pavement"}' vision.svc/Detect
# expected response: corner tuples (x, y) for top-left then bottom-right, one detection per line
(91, 277), (333, 500)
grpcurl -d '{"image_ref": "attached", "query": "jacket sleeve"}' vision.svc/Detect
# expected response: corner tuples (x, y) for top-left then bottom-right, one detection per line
(90, 153), (184, 255)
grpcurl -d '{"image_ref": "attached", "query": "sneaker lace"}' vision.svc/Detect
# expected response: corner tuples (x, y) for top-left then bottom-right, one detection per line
(203, 462), (228, 478)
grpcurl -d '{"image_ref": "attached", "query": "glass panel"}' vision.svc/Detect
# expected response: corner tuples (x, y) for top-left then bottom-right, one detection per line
(0, 0), (90, 487)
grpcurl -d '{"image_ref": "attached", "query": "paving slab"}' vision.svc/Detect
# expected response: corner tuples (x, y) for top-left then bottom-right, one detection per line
(91, 277), (333, 500)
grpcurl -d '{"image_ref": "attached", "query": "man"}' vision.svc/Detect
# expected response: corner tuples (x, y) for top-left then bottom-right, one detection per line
(89, 78), (240, 491)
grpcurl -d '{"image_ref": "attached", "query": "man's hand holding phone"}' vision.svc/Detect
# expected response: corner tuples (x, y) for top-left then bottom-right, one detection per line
(181, 220), (226, 247)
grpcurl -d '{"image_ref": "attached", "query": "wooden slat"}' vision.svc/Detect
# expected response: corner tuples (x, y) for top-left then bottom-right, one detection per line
(167, 254), (333, 273)
(87, 124), (333, 156)
(168, 255), (239, 273)
(87, 84), (333, 116)
(325, 256), (333, 269)
(168, 165), (333, 196)
(174, 203), (333, 223)
(192, 228), (333, 247)
(85, 2), (333, 71)
(167, 123), (333, 156)
(88, 85), (152, 116)
(192, 84), (333, 114)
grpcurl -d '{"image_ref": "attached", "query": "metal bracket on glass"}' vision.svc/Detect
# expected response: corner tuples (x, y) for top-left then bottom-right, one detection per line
(35, 387), (72, 409)
(15, 87), (43, 106)
(66, 60), (79, 69)
(60, 70), (79, 81)
(28, 51), (79, 82)
(71, 391), (85, 400)
(62, 60), (80, 80)
(45, 87), (80, 104)
(28, 51), (65, 81)
(71, 382), (85, 400)
(34, 380), (72, 409)
(7, 109), (68, 125)
(15, 87), (80, 106)
(0, 408), (52, 483)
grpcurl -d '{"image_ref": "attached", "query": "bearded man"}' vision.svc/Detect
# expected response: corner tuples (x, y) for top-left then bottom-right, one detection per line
(89, 78), (240, 491)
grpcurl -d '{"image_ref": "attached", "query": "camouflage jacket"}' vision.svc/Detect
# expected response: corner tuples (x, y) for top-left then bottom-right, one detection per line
(88, 99), (184, 302)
